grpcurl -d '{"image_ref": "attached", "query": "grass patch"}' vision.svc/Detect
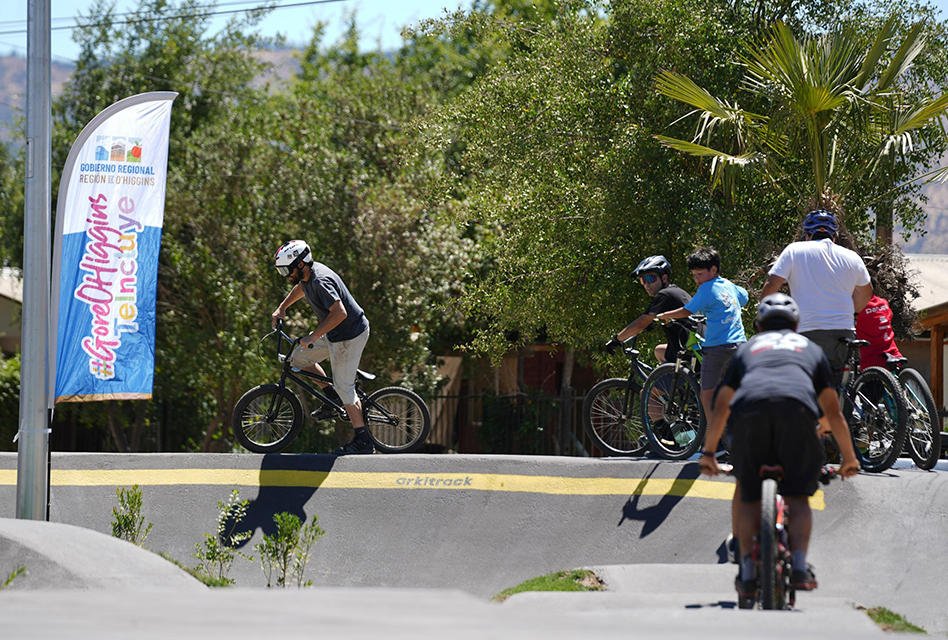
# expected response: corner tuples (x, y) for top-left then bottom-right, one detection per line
(492, 569), (604, 602)
(860, 606), (926, 634)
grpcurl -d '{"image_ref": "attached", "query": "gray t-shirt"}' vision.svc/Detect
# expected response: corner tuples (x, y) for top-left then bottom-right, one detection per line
(301, 262), (369, 342)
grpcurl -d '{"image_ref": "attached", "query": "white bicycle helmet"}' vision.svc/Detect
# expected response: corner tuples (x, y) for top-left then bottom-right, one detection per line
(274, 240), (313, 276)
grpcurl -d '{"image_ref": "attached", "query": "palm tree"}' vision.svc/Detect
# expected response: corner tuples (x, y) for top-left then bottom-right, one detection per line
(653, 17), (948, 243)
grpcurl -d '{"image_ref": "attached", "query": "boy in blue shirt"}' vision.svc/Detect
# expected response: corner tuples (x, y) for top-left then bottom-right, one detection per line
(655, 247), (748, 418)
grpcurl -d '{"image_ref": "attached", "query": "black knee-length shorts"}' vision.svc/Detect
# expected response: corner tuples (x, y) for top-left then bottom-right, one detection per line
(729, 398), (824, 502)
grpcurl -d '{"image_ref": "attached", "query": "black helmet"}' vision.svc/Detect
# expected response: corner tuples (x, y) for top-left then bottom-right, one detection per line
(633, 255), (672, 277)
(802, 210), (838, 238)
(756, 293), (800, 329)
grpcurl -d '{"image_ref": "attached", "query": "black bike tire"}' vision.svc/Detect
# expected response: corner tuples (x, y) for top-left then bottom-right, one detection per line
(640, 364), (706, 460)
(850, 366), (908, 473)
(898, 368), (942, 470)
(760, 478), (780, 610)
(582, 378), (649, 456)
(364, 387), (432, 453)
(232, 384), (304, 453)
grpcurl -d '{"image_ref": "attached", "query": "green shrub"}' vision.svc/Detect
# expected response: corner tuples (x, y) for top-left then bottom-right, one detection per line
(255, 512), (324, 588)
(192, 489), (253, 586)
(111, 485), (153, 546)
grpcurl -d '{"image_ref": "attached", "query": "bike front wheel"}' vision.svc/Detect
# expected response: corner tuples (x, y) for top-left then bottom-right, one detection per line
(899, 368), (941, 470)
(582, 378), (648, 456)
(849, 366), (908, 473)
(232, 384), (304, 453)
(640, 364), (705, 460)
(363, 387), (432, 453)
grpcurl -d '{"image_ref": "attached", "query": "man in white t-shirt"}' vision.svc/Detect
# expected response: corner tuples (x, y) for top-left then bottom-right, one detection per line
(760, 210), (873, 370)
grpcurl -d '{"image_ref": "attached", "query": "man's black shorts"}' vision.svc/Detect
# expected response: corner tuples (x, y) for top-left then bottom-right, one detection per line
(729, 398), (824, 502)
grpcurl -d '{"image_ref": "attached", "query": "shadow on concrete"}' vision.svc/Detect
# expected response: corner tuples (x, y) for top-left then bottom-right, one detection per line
(233, 454), (339, 545)
(617, 462), (701, 538)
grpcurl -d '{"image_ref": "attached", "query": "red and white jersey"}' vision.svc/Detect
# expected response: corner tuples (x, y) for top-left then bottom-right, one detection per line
(855, 295), (903, 370)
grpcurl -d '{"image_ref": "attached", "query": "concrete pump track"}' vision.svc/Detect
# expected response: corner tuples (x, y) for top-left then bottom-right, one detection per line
(1, 452), (945, 639)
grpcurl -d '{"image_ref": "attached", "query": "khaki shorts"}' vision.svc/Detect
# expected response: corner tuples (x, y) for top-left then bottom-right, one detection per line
(290, 327), (370, 405)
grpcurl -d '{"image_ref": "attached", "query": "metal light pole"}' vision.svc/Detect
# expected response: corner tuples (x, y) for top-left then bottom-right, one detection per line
(17, 0), (52, 521)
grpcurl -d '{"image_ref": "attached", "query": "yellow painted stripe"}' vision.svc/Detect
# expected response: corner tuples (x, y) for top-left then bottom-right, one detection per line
(0, 468), (825, 509)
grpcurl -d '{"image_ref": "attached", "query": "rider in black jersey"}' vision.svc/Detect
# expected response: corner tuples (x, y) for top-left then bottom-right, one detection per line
(700, 293), (859, 604)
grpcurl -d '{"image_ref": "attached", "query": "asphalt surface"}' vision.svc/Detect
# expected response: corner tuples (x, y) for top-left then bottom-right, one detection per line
(0, 452), (944, 638)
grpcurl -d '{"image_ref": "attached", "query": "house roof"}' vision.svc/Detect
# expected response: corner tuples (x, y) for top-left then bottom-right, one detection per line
(0, 268), (22, 304)
(904, 254), (948, 313)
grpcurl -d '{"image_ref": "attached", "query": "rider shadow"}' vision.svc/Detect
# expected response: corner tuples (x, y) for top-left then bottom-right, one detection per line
(617, 462), (702, 538)
(229, 454), (338, 548)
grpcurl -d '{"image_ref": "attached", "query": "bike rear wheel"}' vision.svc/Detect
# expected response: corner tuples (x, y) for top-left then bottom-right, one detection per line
(232, 384), (303, 453)
(899, 368), (941, 470)
(640, 364), (705, 460)
(364, 387), (431, 453)
(759, 478), (783, 610)
(582, 378), (648, 456)
(848, 366), (908, 473)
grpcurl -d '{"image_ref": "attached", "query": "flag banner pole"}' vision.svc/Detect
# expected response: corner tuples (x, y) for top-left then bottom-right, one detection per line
(49, 92), (177, 407)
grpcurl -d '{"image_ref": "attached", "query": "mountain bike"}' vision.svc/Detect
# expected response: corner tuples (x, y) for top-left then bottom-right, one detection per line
(582, 334), (655, 456)
(732, 464), (838, 610)
(880, 353), (942, 470)
(639, 318), (706, 460)
(232, 320), (431, 454)
(835, 338), (908, 473)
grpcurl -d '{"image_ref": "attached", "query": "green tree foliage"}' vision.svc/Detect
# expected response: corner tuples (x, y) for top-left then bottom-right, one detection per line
(418, 0), (948, 363)
(45, 0), (479, 450)
(418, 0), (783, 361)
(0, 143), (23, 268)
(654, 12), (948, 242)
(0, 353), (19, 451)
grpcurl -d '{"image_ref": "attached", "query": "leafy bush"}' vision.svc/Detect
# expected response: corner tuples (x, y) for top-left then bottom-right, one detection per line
(111, 484), (153, 546)
(255, 512), (325, 588)
(192, 490), (253, 586)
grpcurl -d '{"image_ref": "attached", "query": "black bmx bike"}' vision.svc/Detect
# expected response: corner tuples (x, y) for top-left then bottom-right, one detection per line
(232, 320), (431, 454)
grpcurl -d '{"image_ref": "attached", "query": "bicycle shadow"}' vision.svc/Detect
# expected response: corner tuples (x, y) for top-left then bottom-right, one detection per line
(230, 454), (338, 547)
(617, 462), (702, 538)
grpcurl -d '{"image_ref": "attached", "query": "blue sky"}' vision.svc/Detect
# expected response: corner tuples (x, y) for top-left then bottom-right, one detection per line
(1, 0), (468, 63)
(2, 0), (948, 64)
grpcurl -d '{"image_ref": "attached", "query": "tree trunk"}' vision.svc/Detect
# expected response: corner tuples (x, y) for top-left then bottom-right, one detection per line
(129, 400), (146, 452)
(106, 400), (130, 453)
(555, 349), (576, 456)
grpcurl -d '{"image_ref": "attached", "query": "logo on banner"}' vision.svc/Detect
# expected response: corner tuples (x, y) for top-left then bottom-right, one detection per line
(74, 194), (143, 380)
(81, 135), (156, 186)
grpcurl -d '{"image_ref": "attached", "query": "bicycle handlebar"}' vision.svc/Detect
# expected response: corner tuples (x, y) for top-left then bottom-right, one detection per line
(718, 462), (840, 484)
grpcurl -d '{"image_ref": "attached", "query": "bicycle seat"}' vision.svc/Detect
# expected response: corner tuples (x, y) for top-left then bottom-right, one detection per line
(841, 337), (869, 348)
(884, 353), (908, 366)
(759, 464), (784, 481)
(356, 369), (376, 382)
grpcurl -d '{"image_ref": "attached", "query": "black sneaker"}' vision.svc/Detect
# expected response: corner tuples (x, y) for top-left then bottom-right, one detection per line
(735, 576), (757, 609)
(333, 438), (374, 455)
(791, 567), (818, 591)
